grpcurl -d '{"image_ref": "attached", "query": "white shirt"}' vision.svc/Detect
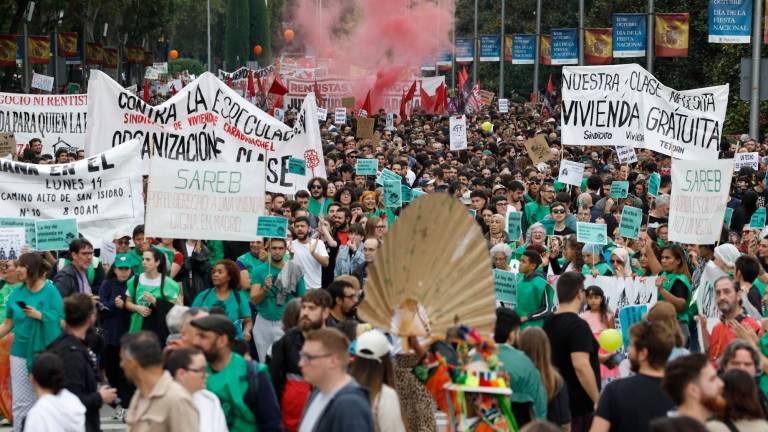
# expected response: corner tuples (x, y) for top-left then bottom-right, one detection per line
(194, 389), (229, 432)
(24, 389), (86, 432)
(299, 387), (341, 432)
(291, 239), (328, 289)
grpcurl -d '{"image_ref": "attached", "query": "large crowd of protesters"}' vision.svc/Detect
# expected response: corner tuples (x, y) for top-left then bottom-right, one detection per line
(2, 94), (768, 432)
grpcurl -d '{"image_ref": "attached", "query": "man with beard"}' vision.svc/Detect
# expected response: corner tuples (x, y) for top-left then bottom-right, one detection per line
(292, 217), (329, 290)
(319, 207), (351, 288)
(190, 315), (282, 432)
(325, 279), (359, 327)
(236, 239), (267, 289)
(307, 177), (332, 217)
(250, 238), (306, 363)
(591, 320), (676, 432)
(663, 353), (725, 424)
(268, 289), (332, 432)
(523, 182), (555, 231)
(700, 277), (761, 363)
(352, 238), (379, 288)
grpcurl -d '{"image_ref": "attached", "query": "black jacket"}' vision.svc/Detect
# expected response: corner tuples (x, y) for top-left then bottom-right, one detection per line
(268, 327), (304, 401)
(47, 333), (102, 432)
(303, 380), (374, 432)
(52, 264), (105, 298)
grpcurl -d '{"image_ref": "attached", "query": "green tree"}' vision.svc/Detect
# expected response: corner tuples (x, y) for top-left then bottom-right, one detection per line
(224, 0), (250, 68)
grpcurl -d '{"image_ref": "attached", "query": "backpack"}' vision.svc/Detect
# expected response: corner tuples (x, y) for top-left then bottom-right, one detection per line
(245, 360), (269, 419)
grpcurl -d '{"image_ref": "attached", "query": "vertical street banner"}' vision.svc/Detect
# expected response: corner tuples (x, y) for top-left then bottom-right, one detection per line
(552, 29), (578, 65)
(561, 64), (728, 160)
(145, 158), (265, 241)
(124, 46), (144, 64)
(436, 48), (452, 67)
(27, 36), (50, 65)
(0, 139), (144, 244)
(503, 35), (513, 61)
(86, 43), (104, 66)
(668, 158), (733, 244)
(612, 13), (647, 57)
(455, 38), (475, 62)
(479, 35), (501, 61)
(57, 32), (78, 58)
(585, 29), (613, 64)
(540, 34), (552, 65)
(708, 0), (752, 43)
(0, 35), (16, 67)
(512, 34), (536, 64)
(656, 13), (690, 57)
(103, 48), (118, 69)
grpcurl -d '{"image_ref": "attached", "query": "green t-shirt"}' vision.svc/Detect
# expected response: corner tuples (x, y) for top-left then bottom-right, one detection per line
(7, 280), (64, 358)
(125, 249), (144, 275)
(516, 273), (554, 329)
(237, 252), (264, 276)
(207, 353), (256, 432)
(582, 262), (614, 276)
(126, 274), (181, 332)
(208, 240), (224, 265)
(250, 262), (306, 321)
(0, 281), (21, 320)
(497, 344), (547, 419)
(308, 197), (332, 217)
(192, 288), (250, 334)
(524, 201), (550, 227)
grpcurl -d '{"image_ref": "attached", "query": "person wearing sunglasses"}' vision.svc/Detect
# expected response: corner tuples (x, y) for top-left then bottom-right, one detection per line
(307, 177), (332, 218)
(550, 202), (575, 236)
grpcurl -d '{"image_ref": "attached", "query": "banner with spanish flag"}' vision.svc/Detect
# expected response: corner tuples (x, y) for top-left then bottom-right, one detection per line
(124, 46), (143, 64)
(655, 13), (689, 57)
(57, 32), (78, 57)
(86, 43), (104, 65)
(0, 35), (16, 67)
(539, 34), (551, 65)
(503, 35), (512, 62)
(585, 28), (612, 64)
(103, 48), (118, 69)
(142, 50), (153, 66)
(27, 36), (50, 64)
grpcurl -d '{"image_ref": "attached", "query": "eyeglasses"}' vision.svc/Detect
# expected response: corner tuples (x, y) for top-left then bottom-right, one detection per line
(185, 367), (206, 374)
(541, 190), (554, 194)
(344, 293), (359, 300)
(299, 351), (333, 362)
(310, 185), (323, 190)
(376, 225), (386, 229)
(552, 209), (565, 214)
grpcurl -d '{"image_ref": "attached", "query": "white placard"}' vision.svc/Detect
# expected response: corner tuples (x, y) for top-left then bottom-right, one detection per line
(273, 108), (284, 122)
(144, 67), (160, 80)
(30, 73), (54, 92)
(668, 158), (733, 244)
(152, 62), (168, 74)
(0, 228), (25, 260)
(557, 160), (585, 186)
(386, 113), (394, 129)
(316, 107), (327, 121)
(498, 98), (509, 113)
(334, 107), (347, 124)
(616, 145), (638, 164)
(449, 115), (468, 151)
(734, 152), (759, 171)
(561, 64), (729, 160)
(145, 158), (264, 241)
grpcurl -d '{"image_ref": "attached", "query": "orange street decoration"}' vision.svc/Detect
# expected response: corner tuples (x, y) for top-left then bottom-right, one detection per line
(169, 49), (179, 60)
(585, 28), (612, 64)
(655, 13), (689, 57)
(27, 35), (50, 65)
(253, 45), (263, 56)
(284, 29), (295, 42)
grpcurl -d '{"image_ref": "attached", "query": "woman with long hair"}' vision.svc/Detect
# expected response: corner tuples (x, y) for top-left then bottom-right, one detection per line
(366, 216), (387, 241)
(335, 187), (357, 209)
(155, 238), (183, 278)
(579, 286), (618, 385)
(707, 369), (768, 431)
(518, 327), (571, 430)
(0, 253), (63, 432)
(191, 259), (252, 340)
(125, 248), (181, 345)
(643, 238), (693, 345)
(757, 234), (768, 272)
(350, 330), (406, 432)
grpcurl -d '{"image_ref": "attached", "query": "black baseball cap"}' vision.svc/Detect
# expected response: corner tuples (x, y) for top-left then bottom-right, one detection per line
(190, 315), (236, 341)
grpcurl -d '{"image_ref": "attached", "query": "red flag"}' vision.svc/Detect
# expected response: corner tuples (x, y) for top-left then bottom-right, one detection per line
(530, 92), (538, 103)
(256, 74), (265, 94)
(433, 82), (447, 114)
(458, 66), (468, 94)
(247, 69), (257, 97)
(547, 74), (554, 96)
(361, 90), (372, 115)
(270, 95), (283, 116)
(181, 79), (187, 88)
(269, 76), (288, 96)
(171, 83), (177, 95)
(143, 79), (150, 103)
(313, 80), (323, 106)
(399, 90), (408, 122)
(226, 75), (233, 88)
(403, 81), (417, 102)
(419, 84), (433, 114)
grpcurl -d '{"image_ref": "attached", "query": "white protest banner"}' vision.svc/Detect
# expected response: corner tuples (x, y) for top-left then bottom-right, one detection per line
(0, 139), (144, 244)
(449, 115), (468, 151)
(668, 158), (733, 244)
(557, 160), (585, 186)
(498, 98), (509, 113)
(0, 228), (25, 260)
(561, 64), (728, 160)
(85, 70), (326, 194)
(0, 92), (88, 155)
(552, 275), (657, 314)
(616, 146), (638, 164)
(316, 107), (327, 122)
(145, 158), (264, 241)
(696, 261), (727, 333)
(734, 152), (759, 171)
(152, 62), (168, 74)
(334, 107), (347, 124)
(31, 73), (54, 92)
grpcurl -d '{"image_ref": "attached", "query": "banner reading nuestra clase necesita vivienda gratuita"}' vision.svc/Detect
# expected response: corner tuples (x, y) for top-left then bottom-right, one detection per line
(560, 64), (728, 160)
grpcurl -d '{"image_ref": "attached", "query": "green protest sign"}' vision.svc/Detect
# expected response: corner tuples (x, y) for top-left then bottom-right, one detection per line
(541, 218), (556, 236)
(619, 206), (643, 239)
(507, 211), (522, 241)
(384, 180), (402, 208)
(750, 207), (766, 230)
(375, 168), (402, 186)
(356, 158), (379, 176)
(256, 216), (289, 238)
(577, 222), (608, 245)
(288, 157), (306, 175)
(724, 207), (734, 228)
(494, 269), (517, 305)
(66, 83), (80, 94)
(411, 189), (427, 199)
(580, 177), (588, 191)
(401, 185), (413, 203)
(0, 218), (37, 248)
(610, 181), (629, 199)
(35, 219), (78, 251)
(469, 209), (477, 218)
(648, 173), (660, 197)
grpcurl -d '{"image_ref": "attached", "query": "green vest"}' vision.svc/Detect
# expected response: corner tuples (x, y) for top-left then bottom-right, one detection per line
(127, 275), (181, 332)
(516, 273), (553, 329)
(660, 272), (692, 323)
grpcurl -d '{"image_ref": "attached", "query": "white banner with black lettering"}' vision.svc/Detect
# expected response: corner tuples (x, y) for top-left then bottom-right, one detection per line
(561, 64), (728, 160)
(145, 158), (265, 241)
(551, 275), (657, 313)
(0, 139), (144, 244)
(668, 158), (733, 244)
(85, 70), (326, 194)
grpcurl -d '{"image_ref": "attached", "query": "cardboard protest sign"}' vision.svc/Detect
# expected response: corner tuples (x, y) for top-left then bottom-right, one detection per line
(85, 71), (326, 195)
(558, 160), (584, 186)
(449, 115), (468, 151)
(334, 108), (347, 124)
(734, 152), (759, 171)
(506, 211), (522, 241)
(697, 261), (728, 332)
(31, 73), (54, 92)
(288, 157), (306, 175)
(619, 206), (643, 239)
(0, 91), (88, 155)
(750, 207), (766, 230)
(668, 158), (733, 244)
(724, 207), (733, 228)
(0, 228), (25, 260)
(384, 180), (402, 208)
(341, 97), (355, 110)
(146, 158), (265, 241)
(561, 64), (728, 160)
(577, 222), (608, 245)
(356, 117), (374, 139)
(493, 269), (517, 305)
(0, 133), (15, 157)
(648, 173), (661, 197)
(524, 135), (552, 165)
(619, 305), (648, 350)
(35, 218), (78, 251)
(616, 146), (638, 164)
(356, 158), (378, 176)
(0, 218), (37, 248)
(256, 216), (289, 238)
(610, 181), (629, 198)
(375, 168), (402, 186)
(0, 139), (143, 244)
